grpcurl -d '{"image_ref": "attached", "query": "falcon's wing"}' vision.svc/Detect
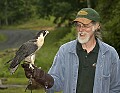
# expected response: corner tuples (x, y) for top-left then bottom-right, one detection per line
(9, 41), (38, 69)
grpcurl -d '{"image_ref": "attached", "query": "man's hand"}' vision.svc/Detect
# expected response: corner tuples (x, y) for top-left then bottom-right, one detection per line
(21, 63), (54, 89)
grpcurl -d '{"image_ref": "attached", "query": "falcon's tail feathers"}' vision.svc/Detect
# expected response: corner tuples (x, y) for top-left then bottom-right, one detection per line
(9, 65), (19, 75)
(5, 59), (19, 74)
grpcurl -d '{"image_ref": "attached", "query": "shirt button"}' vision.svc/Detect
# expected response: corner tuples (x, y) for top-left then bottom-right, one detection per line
(73, 89), (75, 91)
(102, 55), (105, 58)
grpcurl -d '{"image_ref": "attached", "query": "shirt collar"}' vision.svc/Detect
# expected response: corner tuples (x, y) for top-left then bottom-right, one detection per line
(76, 40), (83, 51)
(92, 40), (99, 53)
(69, 39), (109, 55)
(76, 39), (99, 53)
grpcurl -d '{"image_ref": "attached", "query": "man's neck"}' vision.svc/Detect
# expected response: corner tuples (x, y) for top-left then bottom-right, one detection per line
(82, 37), (96, 53)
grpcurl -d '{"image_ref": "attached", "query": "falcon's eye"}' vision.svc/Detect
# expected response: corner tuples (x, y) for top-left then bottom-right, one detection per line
(43, 31), (46, 36)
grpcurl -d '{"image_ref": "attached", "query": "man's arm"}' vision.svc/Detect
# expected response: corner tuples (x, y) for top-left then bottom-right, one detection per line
(110, 53), (120, 93)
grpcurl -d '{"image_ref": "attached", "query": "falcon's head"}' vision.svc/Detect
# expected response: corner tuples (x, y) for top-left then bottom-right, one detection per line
(34, 30), (49, 39)
(34, 30), (49, 48)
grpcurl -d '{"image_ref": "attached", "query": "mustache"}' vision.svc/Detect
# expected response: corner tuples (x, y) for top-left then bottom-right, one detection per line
(78, 31), (88, 36)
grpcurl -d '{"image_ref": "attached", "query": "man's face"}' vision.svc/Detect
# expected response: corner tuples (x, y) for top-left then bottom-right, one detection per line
(75, 21), (98, 44)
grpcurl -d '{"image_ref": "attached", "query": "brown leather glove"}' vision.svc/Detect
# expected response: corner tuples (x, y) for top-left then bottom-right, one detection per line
(21, 63), (54, 89)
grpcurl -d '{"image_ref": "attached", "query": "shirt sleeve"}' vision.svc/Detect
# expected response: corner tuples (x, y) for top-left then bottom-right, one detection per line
(47, 46), (65, 93)
(110, 50), (120, 93)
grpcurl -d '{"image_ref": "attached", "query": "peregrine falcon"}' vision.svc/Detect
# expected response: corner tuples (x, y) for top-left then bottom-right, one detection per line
(8, 30), (49, 74)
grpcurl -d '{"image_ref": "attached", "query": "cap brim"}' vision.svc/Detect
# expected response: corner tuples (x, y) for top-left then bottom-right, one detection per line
(73, 18), (92, 24)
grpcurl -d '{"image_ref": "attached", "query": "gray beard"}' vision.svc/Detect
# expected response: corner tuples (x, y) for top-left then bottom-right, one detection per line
(77, 32), (89, 44)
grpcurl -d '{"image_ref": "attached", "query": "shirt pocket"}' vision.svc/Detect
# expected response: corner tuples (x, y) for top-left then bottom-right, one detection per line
(102, 74), (110, 93)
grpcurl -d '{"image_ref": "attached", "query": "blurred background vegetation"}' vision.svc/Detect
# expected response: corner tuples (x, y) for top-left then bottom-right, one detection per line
(0, 0), (120, 92)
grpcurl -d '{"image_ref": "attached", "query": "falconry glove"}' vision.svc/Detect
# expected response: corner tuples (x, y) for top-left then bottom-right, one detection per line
(21, 63), (54, 89)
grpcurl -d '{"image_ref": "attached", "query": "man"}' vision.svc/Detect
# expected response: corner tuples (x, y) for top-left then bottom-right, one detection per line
(22, 8), (120, 93)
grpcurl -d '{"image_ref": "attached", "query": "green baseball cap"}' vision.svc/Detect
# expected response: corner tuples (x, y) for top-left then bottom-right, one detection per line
(74, 8), (100, 24)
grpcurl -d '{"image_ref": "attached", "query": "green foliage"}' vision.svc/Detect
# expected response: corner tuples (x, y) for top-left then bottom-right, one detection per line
(0, 17), (55, 30)
(0, 0), (98, 26)
(36, 0), (88, 26)
(52, 2), (72, 26)
(96, 0), (120, 55)
(56, 27), (76, 45)
(0, 0), (37, 25)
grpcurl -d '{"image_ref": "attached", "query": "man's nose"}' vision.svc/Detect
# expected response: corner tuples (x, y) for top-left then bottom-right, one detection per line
(78, 26), (85, 32)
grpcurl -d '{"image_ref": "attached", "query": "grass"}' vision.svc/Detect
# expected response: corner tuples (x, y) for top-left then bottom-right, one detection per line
(3, 78), (28, 85)
(0, 34), (7, 42)
(0, 78), (62, 93)
(0, 87), (45, 93)
(0, 78), (45, 93)
(0, 88), (62, 93)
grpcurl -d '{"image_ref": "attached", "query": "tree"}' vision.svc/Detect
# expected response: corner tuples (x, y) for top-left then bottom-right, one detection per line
(36, 0), (90, 27)
(0, 0), (37, 25)
(96, 0), (120, 56)
(0, 0), (97, 26)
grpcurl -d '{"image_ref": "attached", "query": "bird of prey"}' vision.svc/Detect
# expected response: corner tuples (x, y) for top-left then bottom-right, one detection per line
(8, 30), (49, 74)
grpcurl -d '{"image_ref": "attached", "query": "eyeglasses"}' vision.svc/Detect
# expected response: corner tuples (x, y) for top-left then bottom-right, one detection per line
(74, 22), (93, 29)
